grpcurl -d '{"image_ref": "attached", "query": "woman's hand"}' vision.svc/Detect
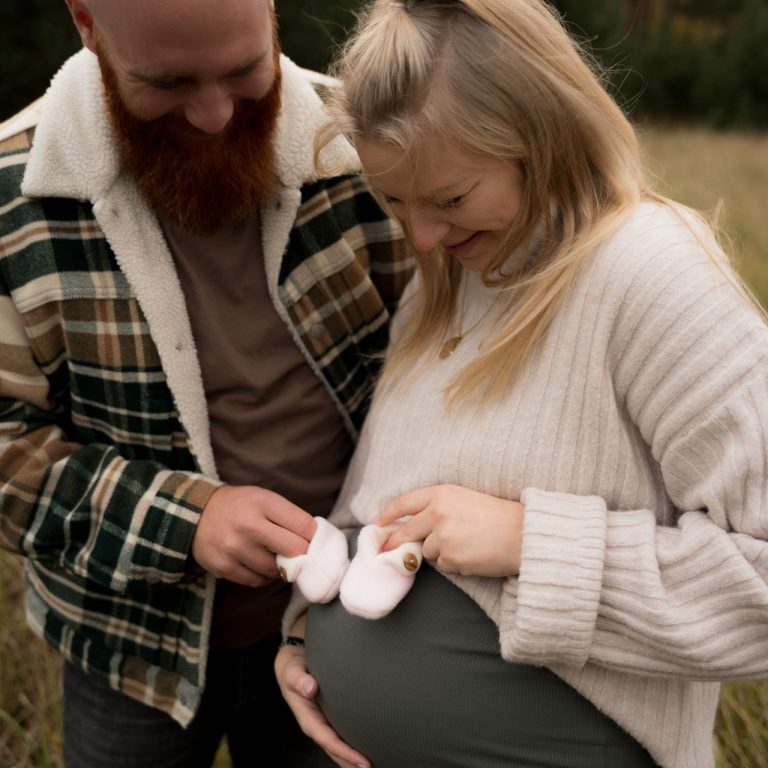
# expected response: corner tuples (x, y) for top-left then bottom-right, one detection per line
(378, 484), (524, 577)
(274, 627), (371, 768)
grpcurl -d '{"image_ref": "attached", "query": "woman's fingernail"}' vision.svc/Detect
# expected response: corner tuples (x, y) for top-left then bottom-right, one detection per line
(302, 680), (314, 696)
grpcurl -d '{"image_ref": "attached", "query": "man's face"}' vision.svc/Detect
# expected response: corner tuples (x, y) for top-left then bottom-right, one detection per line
(80, 0), (282, 233)
(89, 0), (277, 133)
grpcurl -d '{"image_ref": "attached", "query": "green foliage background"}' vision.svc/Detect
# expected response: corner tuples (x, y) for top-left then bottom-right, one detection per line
(2, 1), (767, 128)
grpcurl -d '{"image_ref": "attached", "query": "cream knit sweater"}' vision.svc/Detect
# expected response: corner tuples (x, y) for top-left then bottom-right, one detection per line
(289, 202), (768, 768)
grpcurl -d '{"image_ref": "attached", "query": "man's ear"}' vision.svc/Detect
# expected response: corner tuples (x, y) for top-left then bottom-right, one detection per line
(65, 0), (97, 52)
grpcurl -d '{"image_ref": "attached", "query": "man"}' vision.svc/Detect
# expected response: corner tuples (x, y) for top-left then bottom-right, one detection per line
(0, 0), (412, 765)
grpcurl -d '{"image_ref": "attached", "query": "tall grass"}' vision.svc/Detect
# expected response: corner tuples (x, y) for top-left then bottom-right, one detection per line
(0, 554), (60, 768)
(1, 126), (767, 767)
(640, 129), (768, 767)
(640, 124), (768, 309)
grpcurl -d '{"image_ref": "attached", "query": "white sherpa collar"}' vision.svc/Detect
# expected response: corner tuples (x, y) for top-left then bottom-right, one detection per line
(21, 48), (359, 201)
(13, 48), (361, 479)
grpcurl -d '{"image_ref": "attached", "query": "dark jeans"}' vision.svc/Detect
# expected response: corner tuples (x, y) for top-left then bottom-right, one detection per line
(62, 634), (334, 768)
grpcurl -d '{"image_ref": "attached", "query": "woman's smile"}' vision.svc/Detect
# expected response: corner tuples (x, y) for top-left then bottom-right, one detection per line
(356, 138), (524, 271)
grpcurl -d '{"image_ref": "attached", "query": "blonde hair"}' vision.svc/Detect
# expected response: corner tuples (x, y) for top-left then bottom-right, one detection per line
(317, 0), (761, 403)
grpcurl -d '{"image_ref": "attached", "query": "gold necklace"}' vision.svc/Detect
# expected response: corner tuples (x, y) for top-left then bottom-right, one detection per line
(439, 274), (505, 360)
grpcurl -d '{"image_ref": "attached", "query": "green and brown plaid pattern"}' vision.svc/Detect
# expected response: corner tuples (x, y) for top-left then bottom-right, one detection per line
(0, 130), (413, 724)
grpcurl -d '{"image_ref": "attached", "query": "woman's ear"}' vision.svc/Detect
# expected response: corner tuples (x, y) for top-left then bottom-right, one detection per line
(65, 0), (97, 52)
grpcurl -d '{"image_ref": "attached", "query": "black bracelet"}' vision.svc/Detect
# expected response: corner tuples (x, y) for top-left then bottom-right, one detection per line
(280, 635), (306, 648)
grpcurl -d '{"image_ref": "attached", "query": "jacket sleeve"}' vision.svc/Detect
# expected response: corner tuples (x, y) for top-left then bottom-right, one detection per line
(497, 224), (768, 681)
(0, 295), (220, 594)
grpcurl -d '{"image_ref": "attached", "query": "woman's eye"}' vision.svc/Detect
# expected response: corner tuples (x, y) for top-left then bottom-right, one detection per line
(437, 195), (465, 210)
(383, 195), (402, 206)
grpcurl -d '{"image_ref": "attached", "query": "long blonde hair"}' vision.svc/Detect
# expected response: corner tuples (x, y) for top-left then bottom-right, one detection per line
(317, 0), (758, 402)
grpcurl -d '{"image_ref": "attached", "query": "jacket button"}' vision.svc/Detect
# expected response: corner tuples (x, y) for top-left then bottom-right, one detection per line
(309, 324), (327, 341)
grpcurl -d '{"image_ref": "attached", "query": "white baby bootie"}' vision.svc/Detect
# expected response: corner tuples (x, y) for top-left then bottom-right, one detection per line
(276, 517), (350, 603)
(339, 523), (423, 620)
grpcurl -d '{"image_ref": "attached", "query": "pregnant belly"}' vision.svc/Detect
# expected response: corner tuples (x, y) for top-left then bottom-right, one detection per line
(306, 565), (655, 768)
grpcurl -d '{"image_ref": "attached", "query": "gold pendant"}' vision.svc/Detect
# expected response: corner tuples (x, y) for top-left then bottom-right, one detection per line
(439, 335), (462, 359)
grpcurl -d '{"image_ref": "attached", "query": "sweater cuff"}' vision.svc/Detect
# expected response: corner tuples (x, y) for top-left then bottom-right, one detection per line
(499, 488), (607, 668)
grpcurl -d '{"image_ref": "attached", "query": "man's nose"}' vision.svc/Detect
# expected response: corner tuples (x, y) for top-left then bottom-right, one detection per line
(183, 85), (235, 134)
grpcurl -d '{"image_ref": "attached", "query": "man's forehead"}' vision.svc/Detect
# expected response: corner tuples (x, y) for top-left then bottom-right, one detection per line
(93, 0), (273, 70)
(91, 0), (267, 16)
(92, 0), (271, 41)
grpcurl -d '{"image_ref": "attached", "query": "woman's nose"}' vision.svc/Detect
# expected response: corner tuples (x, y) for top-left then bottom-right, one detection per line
(408, 211), (451, 253)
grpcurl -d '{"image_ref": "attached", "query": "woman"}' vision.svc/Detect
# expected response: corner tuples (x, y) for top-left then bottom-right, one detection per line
(275, 1), (768, 766)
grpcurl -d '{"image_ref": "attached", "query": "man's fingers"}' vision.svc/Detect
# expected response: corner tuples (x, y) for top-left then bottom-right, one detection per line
(237, 548), (280, 580)
(258, 524), (316, 559)
(225, 561), (276, 588)
(252, 506), (317, 558)
(262, 494), (318, 541)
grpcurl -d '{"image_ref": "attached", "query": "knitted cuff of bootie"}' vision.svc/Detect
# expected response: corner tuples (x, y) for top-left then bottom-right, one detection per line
(276, 517), (350, 604)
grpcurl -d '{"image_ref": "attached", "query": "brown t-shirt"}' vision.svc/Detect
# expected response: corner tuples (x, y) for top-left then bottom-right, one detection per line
(161, 213), (354, 648)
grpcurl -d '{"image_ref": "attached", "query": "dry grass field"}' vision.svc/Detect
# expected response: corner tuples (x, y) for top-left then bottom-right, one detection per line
(640, 124), (768, 309)
(1, 126), (767, 768)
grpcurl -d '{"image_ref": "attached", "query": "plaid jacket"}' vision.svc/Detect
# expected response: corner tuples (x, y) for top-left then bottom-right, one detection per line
(0, 51), (413, 725)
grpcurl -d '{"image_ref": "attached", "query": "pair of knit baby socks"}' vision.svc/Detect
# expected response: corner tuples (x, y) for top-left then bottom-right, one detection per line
(276, 517), (422, 619)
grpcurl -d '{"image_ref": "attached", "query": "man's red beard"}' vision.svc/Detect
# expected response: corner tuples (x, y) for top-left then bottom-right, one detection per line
(96, 43), (282, 235)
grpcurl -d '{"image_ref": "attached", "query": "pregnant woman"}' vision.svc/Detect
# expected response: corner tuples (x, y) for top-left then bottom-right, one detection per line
(275, 1), (768, 767)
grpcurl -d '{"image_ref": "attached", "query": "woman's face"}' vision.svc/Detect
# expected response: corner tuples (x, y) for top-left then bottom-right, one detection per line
(356, 139), (524, 272)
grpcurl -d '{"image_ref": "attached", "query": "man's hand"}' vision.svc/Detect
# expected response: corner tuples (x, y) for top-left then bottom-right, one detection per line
(191, 485), (317, 587)
(378, 484), (525, 578)
(275, 631), (371, 768)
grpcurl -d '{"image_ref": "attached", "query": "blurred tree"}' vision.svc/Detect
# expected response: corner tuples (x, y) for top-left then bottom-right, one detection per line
(554, 0), (623, 41)
(675, 0), (742, 22)
(1, 0), (764, 128)
(0, 1), (81, 121)
(625, 0), (666, 31)
(694, 0), (768, 126)
(276, 0), (364, 73)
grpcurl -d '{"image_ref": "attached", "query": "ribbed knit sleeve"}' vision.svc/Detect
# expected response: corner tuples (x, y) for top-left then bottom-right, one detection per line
(498, 205), (768, 680)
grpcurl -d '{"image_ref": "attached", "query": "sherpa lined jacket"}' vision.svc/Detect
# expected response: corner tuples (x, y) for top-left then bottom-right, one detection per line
(0, 49), (413, 725)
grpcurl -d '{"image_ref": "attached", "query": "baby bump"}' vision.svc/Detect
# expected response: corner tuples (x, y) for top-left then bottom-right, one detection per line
(306, 565), (657, 768)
